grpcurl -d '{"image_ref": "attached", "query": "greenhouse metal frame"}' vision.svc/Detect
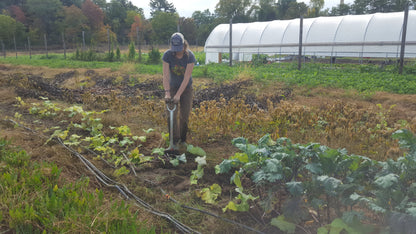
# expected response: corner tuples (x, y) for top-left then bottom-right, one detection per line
(204, 11), (416, 63)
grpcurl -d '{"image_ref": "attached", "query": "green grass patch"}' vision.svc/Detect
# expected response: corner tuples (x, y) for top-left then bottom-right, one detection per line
(0, 53), (123, 70)
(0, 138), (156, 233)
(1, 55), (416, 94)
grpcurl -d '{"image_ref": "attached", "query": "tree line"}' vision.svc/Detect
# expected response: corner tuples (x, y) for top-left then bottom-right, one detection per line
(0, 0), (415, 50)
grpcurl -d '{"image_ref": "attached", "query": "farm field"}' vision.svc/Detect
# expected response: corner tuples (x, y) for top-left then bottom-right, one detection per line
(1, 58), (416, 233)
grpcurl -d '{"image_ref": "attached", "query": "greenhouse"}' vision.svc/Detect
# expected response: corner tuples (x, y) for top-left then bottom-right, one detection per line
(204, 11), (416, 63)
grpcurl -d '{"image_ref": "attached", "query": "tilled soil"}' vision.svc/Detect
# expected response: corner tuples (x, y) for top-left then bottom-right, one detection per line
(2, 64), (416, 233)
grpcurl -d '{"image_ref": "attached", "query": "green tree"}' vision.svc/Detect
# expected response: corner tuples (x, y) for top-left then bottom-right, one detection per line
(128, 13), (142, 41)
(255, 0), (278, 21)
(192, 9), (216, 46)
(139, 18), (153, 47)
(0, 14), (26, 47)
(150, 11), (178, 44)
(351, 0), (414, 14)
(62, 5), (88, 44)
(7, 5), (27, 24)
(180, 17), (197, 45)
(105, 0), (128, 43)
(126, 10), (141, 28)
(0, 0), (26, 10)
(307, 0), (324, 17)
(82, 0), (104, 31)
(92, 0), (107, 9)
(61, 0), (83, 7)
(149, 0), (176, 16)
(328, 3), (351, 16)
(277, 0), (307, 19)
(128, 41), (135, 60)
(215, 0), (252, 23)
(26, 0), (63, 40)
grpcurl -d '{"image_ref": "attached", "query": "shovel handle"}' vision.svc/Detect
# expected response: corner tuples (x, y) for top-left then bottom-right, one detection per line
(166, 103), (177, 112)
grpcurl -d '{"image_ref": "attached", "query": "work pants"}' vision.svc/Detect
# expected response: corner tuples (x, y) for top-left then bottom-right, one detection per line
(168, 86), (193, 144)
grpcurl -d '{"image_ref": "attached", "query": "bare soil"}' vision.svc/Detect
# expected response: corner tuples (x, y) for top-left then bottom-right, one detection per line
(1, 63), (416, 233)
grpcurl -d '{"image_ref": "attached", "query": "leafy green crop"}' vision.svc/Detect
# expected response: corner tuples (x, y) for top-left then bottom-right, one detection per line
(0, 138), (156, 233)
(195, 184), (221, 204)
(216, 129), (416, 232)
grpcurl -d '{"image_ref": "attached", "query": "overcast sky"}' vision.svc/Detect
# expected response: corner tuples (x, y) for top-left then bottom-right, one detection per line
(129, 0), (354, 19)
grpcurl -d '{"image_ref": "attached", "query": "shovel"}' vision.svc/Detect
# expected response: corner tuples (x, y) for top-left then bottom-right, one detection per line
(164, 101), (179, 155)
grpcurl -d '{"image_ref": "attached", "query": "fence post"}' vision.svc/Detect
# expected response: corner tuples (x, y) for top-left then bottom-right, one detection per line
(107, 28), (110, 54)
(229, 18), (232, 67)
(14, 34), (17, 58)
(137, 26), (141, 62)
(399, 4), (409, 74)
(1, 40), (5, 58)
(62, 32), (66, 59)
(27, 37), (31, 59)
(298, 15), (303, 70)
(82, 31), (85, 51)
(44, 33), (48, 59)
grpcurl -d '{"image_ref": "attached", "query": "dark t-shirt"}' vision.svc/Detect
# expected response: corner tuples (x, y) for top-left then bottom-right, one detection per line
(162, 50), (196, 89)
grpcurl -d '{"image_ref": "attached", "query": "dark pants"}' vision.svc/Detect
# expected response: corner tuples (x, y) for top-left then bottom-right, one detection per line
(168, 86), (193, 144)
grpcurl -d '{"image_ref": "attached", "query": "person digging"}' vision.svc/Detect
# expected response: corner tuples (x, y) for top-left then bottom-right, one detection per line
(162, 32), (196, 154)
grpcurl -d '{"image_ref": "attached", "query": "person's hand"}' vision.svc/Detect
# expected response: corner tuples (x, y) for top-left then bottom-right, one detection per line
(172, 95), (180, 103)
(165, 91), (171, 102)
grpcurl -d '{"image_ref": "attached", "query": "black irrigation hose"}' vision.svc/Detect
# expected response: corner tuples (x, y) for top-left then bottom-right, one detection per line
(7, 119), (265, 234)
(56, 138), (199, 234)
(156, 186), (265, 234)
(5, 119), (198, 234)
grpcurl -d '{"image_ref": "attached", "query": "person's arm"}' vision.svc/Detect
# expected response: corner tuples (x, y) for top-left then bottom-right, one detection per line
(163, 61), (171, 99)
(173, 62), (194, 103)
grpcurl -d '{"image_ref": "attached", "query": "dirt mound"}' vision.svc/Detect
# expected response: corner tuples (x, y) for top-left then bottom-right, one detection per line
(8, 72), (288, 110)
(194, 79), (292, 109)
(12, 74), (66, 100)
(53, 70), (77, 85)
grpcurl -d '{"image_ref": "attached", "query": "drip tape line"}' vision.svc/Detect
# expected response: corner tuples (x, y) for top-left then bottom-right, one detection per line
(56, 137), (199, 234)
(7, 119), (264, 234)
(146, 180), (265, 234)
(5, 119), (198, 234)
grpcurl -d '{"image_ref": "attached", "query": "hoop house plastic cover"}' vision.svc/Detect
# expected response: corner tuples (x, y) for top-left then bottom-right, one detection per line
(204, 11), (416, 63)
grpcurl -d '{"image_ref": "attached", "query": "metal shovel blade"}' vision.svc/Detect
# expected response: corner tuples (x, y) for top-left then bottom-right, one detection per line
(164, 102), (178, 155)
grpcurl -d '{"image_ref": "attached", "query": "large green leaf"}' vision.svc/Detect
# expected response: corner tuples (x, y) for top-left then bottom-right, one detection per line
(231, 152), (249, 163)
(270, 215), (296, 234)
(232, 137), (247, 146)
(195, 156), (207, 166)
(286, 181), (304, 197)
(267, 172), (283, 183)
(253, 147), (269, 157)
(233, 171), (242, 188)
(317, 218), (371, 234)
(305, 162), (323, 175)
(374, 173), (399, 189)
(317, 175), (341, 196)
(215, 159), (240, 174)
(393, 129), (416, 155)
(406, 207), (416, 218)
(258, 134), (275, 146)
(196, 184), (221, 204)
(264, 159), (281, 173)
(187, 144), (206, 156)
(190, 165), (205, 185)
(252, 170), (267, 184)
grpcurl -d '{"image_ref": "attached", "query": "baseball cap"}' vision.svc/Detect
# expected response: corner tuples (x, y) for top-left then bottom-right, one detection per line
(170, 33), (184, 52)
